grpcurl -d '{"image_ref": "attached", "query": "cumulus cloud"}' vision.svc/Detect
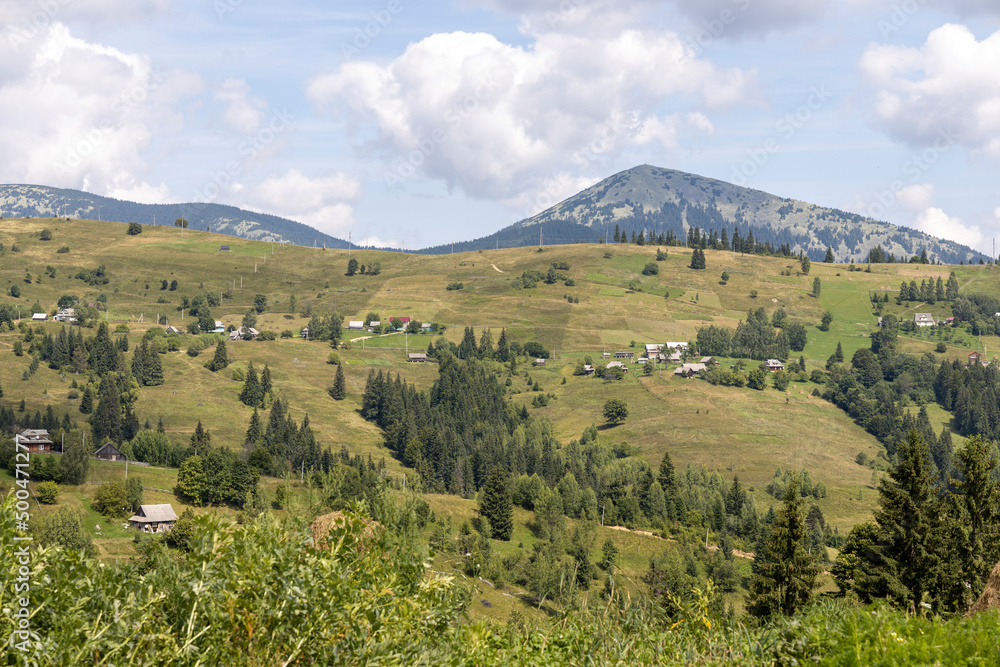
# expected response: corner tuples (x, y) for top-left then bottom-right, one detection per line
(911, 206), (984, 249)
(308, 29), (752, 206)
(214, 79), (267, 134)
(858, 24), (1000, 156)
(245, 169), (361, 236)
(0, 22), (200, 198)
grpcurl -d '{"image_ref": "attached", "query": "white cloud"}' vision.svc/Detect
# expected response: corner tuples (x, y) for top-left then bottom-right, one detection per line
(911, 206), (984, 249)
(0, 23), (200, 198)
(358, 236), (402, 249)
(245, 169), (361, 236)
(858, 24), (1000, 157)
(106, 181), (171, 204)
(308, 29), (753, 206)
(214, 79), (266, 134)
(897, 183), (934, 212)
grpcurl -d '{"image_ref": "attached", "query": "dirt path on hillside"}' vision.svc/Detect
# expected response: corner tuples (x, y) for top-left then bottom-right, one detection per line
(491, 263), (504, 273)
(606, 525), (755, 560)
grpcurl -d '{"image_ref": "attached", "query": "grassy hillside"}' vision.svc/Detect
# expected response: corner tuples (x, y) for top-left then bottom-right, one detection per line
(2, 217), (996, 535)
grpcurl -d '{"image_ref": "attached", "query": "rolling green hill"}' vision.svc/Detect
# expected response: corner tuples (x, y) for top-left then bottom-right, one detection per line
(4, 217), (998, 536)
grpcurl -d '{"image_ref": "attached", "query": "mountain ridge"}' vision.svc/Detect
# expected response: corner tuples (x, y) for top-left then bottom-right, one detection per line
(0, 184), (350, 249)
(420, 165), (986, 264)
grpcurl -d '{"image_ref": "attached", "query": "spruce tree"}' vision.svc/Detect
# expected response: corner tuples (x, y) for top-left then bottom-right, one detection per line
(190, 420), (211, 453)
(854, 429), (948, 609)
(747, 478), (818, 617)
(131, 338), (149, 384)
(90, 374), (122, 443)
(210, 338), (229, 372)
(834, 341), (844, 363)
(240, 362), (262, 407)
(496, 328), (510, 362)
(944, 435), (1000, 610)
(244, 408), (264, 450)
(658, 451), (676, 493)
(79, 385), (94, 414)
(824, 247), (835, 263)
(260, 364), (272, 395)
(329, 363), (346, 401)
(479, 466), (513, 540)
(145, 344), (164, 386)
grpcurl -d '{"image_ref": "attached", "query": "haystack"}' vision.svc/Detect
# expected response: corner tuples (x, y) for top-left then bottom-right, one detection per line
(310, 511), (383, 553)
(968, 559), (1000, 615)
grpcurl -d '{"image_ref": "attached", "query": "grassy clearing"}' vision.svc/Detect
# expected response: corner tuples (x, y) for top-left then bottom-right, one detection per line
(3, 219), (995, 540)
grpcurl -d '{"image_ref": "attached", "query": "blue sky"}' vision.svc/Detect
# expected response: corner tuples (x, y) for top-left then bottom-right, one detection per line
(1, 0), (999, 251)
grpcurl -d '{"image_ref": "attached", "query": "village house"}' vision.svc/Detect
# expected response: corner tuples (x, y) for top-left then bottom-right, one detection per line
(583, 364), (595, 375)
(968, 351), (985, 366)
(606, 360), (628, 373)
(534, 358), (546, 367)
(53, 308), (76, 323)
(128, 504), (178, 534)
(765, 359), (785, 372)
(94, 442), (127, 462)
(408, 353), (427, 363)
(914, 313), (936, 327)
(165, 325), (182, 335)
(368, 320), (381, 330)
(673, 363), (707, 378)
(219, 245), (230, 252)
(230, 326), (259, 341)
(700, 356), (719, 366)
(31, 313), (48, 321)
(348, 320), (365, 330)
(667, 352), (683, 364)
(212, 320), (226, 334)
(15, 429), (54, 453)
(614, 351), (635, 359)
(665, 341), (689, 351)
(601, 352), (611, 359)
(300, 326), (310, 340)
(644, 343), (663, 357)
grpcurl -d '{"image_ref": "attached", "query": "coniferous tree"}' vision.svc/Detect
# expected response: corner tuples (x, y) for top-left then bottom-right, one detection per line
(210, 338), (230, 372)
(853, 430), (948, 610)
(479, 466), (513, 540)
(834, 341), (844, 363)
(945, 272), (959, 300)
(190, 420), (211, 453)
(812, 277), (822, 298)
(240, 362), (263, 407)
(458, 327), (478, 360)
(824, 247), (835, 263)
(329, 363), (346, 401)
(260, 364), (272, 395)
(658, 451), (676, 494)
(90, 374), (122, 444)
(145, 343), (163, 386)
(79, 385), (94, 414)
(478, 329), (494, 359)
(942, 435), (1000, 610)
(496, 328), (510, 363)
(747, 478), (818, 617)
(244, 408), (264, 451)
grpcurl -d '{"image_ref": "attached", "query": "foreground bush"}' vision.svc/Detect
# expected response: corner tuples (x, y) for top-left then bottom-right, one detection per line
(3, 492), (1000, 665)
